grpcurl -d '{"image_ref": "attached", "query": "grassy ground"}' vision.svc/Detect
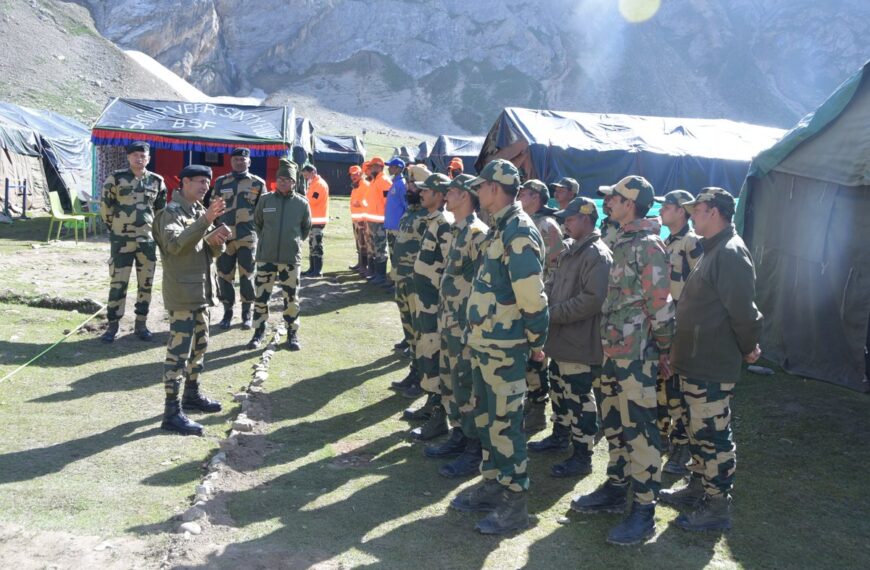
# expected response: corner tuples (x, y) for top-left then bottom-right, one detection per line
(0, 199), (868, 568)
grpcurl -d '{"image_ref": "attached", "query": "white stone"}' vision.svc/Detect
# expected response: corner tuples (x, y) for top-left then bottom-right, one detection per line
(179, 522), (201, 535)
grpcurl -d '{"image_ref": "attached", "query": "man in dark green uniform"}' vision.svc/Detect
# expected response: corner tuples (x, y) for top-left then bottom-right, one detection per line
(153, 164), (228, 436)
(99, 141), (166, 342)
(206, 147), (265, 330)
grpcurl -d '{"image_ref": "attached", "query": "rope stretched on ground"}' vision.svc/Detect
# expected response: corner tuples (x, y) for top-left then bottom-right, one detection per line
(0, 304), (106, 384)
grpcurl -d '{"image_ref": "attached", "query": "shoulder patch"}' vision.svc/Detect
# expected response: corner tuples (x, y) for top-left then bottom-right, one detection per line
(168, 202), (180, 211)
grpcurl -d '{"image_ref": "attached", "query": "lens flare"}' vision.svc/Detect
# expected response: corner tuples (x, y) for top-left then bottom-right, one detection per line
(618, 0), (661, 23)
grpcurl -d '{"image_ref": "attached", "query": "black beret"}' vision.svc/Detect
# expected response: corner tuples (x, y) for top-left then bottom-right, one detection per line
(126, 141), (150, 154)
(231, 147), (251, 157)
(179, 164), (213, 180)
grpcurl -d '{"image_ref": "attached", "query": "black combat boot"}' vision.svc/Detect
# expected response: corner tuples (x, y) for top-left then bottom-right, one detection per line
(606, 501), (656, 546)
(528, 422), (571, 452)
(349, 253), (362, 271)
(660, 474), (706, 509)
(663, 443), (691, 476)
(369, 261), (386, 285)
(424, 427), (467, 458)
(570, 480), (628, 514)
(401, 377), (423, 399)
(449, 479), (502, 512)
(523, 400), (548, 433)
(393, 339), (409, 351)
(675, 493), (732, 531)
(134, 320), (153, 341)
(286, 329), (301, 351)
(219, 304), (233, 330)
(409, 403), (448, 440)
(550, 444), (593, 478)
(475, 489), (530, 535)
(439, 437), (482, 479)
(402, 391), (436, 421)
(247, 325), (266, 350)
(100, 320), (119, 343)
(301, 256), (315, 277)
(161, 400), (204, 436)
(359, 255), (371, 276)
(182, 386), (223, 413)
(391, 367), (419, 391)
(310, 257), (323, 277)
(240, 303), (253, 330)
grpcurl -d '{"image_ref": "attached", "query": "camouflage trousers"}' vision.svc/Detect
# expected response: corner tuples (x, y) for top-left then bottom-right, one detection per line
(439, 326), (477, 437)
(367, 222), (387, 264)
(600, 357), (662, 505)
(659, 374), (689, 445)
(216, 238), (256, 307)
(471, 346), (529, 492)
(684, 379), (736, 497)
(525, 357), (550, 404)
(395, 277), (417, 356)
(549, 359), (600, 456)
(411, 284), (440, 394)
(252, 262), (301, 332)
(352, 221), (368, 256)
(163, 308), (210, 402)
(106, 238), (156, 323)
(308, 225), (325, 261)
(386, 230), (398, 277)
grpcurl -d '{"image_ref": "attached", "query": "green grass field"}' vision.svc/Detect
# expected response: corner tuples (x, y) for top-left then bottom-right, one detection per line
(0, 199), (867, 568)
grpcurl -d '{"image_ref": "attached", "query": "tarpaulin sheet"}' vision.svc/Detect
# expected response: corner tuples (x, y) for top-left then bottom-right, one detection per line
(429, 135), (483, 174)
(478, 107), (785, 196)
(0, 101), (91, 171)
(92, 98), (293, 157)
(314, 135), (365, 163)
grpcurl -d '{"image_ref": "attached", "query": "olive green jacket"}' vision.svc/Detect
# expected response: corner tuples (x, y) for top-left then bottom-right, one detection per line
(153, 192), (224, 311)
(254, 190), (311, 266)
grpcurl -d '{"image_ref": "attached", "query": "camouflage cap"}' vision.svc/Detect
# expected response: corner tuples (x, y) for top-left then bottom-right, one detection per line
(276, 158), (298, 179)
(553, 196), (598, 222)
(520, 179), (550, 203)
(683, 187), (736, 216)
(468, 159), (520, 190)
(418, 173), (451, 194)
(407, 164), (432, 184)
(551, 176), (580, 195)
(447, 173), (477, 196)
(598, 175), (655, 209)
(654, 189), (694, 208)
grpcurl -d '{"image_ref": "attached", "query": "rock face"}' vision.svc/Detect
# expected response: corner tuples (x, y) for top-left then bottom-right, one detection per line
(74, 0), (869, 133)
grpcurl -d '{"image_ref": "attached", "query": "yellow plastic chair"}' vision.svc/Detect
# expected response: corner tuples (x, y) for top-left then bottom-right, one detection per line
(47, 191), (85, 243)
(72, 194), (100, 234)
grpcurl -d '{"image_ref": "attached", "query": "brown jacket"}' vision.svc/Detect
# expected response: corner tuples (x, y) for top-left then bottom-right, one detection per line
(544, 230), (612, 365)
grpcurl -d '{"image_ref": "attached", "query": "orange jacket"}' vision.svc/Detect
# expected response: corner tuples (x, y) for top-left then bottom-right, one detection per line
(306, 174), (329, 225)
(350, 178), (369, 221)
(365, 172), (390, 222)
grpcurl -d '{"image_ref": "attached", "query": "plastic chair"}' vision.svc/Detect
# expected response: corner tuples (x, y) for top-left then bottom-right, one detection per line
(72, 194), (100, 234)
(47, 191), (85, 243)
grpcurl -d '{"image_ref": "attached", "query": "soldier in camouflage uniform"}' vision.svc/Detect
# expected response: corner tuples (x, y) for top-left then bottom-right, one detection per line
(247, 159), (312, 351)
(550, 177), (580, 210)
(571, 175), (674, 546)
(390, 165), (431, 394)
(423, 174), (489, 476)
(654, 190), (704, 475)
(365, 157), (391, 284)
(153, 164), (228, 436)
(403, 173), (453, 442)
(99, 141), (166, 343)
(449, 159), (548, 535)
(597, 187), (621, 249)
(205, 148), (264, 330)
(517, 179), (565, 432)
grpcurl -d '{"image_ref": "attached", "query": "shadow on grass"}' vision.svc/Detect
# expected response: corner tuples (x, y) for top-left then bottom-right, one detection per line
(299, 276), (395, 317)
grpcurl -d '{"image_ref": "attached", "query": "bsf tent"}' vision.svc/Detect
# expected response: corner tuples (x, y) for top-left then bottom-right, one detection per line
(0, 101), (91, 213)
(736, 61), (870, 393)
(415, 140), (433, 163)
(428, 135), (483, 175)
(477, 107), (784, 195)
(313, 135), (365, 196)
(91, 98), (296, 197)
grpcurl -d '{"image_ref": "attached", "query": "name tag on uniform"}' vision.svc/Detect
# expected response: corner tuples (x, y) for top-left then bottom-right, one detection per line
(263, 207), (277, 213)
(221, 189), (233, 194)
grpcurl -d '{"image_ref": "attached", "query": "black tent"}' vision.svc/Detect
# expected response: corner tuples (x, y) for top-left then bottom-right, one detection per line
(477, 107), (784, 195)
(415, 140), (433, 163)
(736, 61), (870, 393)
(0, 101), (91, 212)
(428, 135), (483, 174)
(313, 135), (365, 196)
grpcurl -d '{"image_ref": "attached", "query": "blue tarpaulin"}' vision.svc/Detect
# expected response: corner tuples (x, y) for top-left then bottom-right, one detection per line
(428, 135), (483, 175)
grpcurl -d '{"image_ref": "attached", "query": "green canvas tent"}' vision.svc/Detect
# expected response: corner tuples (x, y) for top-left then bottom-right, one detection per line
(736, 60), (870, 392)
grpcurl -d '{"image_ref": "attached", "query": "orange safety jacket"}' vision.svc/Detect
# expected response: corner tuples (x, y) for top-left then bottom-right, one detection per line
(364, 172), (390, 223)
(349, 178), (369, 222)
(306, 174), (330, 226)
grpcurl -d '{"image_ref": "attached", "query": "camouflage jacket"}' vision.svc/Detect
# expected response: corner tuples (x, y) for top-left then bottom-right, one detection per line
(205, 171), (265, 243)
(664, 224), (703, 303)
(532, 209), (564, 281)
(413, 208), (453, 300)
(100, 168), (167, 242)
(466, 202), (549, 352)
(394, 204), (429, 280)
(599, 215), (620, 249)
(601, 216), (674, 361)
(438, 213), (488, 332)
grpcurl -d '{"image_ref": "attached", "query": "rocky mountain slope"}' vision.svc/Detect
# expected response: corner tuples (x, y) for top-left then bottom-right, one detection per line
(73, 0), (869, 135)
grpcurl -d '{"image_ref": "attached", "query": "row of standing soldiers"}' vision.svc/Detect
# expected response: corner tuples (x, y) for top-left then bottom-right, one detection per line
(379, 159), (762, 543)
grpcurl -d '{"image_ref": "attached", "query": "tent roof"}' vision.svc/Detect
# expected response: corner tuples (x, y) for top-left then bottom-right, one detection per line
(91, 98), (295, 156)
(314, 134), (365, 163)
(0, 101), (90, 172)
(295, 116), (315, 156)
(430, 135), (484, 159)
